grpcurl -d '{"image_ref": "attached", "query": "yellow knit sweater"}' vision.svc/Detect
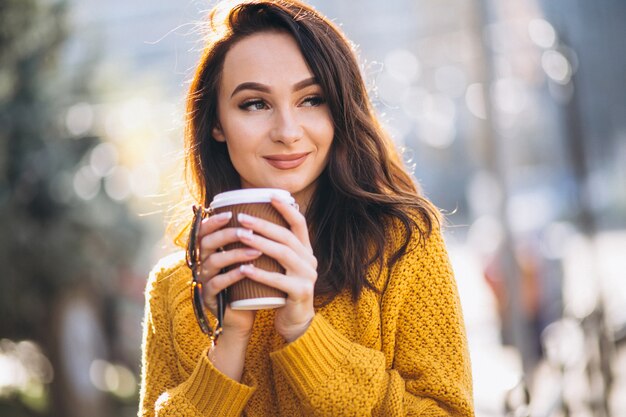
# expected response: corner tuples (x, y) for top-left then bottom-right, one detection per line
(139, 223), (474, 416)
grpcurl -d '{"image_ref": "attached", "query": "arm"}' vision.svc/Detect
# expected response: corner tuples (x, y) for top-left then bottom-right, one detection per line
(269, 226), (474, 416)
(138, 259), (255, 417)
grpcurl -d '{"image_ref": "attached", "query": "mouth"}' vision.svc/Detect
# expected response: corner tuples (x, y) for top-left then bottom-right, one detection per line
(263, 152), (310, 170)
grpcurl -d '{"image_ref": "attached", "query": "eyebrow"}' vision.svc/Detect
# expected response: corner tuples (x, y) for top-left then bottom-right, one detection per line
(230, 77), (318, 98)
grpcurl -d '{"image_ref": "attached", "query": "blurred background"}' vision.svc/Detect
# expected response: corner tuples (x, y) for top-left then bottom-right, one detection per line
(1, 0), (625, 416)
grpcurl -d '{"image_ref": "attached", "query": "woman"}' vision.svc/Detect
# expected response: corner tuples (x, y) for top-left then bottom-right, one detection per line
(139, 0), (474, 415)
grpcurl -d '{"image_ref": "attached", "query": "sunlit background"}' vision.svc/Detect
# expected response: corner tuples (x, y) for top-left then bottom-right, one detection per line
(1, 0), (625, 416)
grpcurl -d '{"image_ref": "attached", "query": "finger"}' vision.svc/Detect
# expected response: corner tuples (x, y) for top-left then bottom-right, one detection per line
(237, 213), (309, 258)
(237, 229), (317, 273)
(200, 247), (262, 279)
(203, 267), (246, 303)
(198, 211), (233, 235)
(199, 227), (252, 259)
(239, 264), (315, 302)
(270, 196), (311, 248)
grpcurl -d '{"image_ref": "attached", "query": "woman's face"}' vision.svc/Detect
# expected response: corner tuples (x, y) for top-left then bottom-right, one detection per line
(212, 31), (334, 207)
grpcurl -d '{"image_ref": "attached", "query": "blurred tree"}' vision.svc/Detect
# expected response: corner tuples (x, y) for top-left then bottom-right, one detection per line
(0, 0), (144, 415)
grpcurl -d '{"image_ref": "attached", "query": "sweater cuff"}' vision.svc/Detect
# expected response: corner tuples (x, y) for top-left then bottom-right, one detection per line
(180, 347), (255, 415)
(270, 314), (353, 392)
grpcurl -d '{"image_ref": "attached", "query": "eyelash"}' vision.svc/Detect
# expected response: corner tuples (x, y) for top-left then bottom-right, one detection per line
(302, 95), (325, 107)
(238, 95), (326, 111)
(239, 99), (267, 111)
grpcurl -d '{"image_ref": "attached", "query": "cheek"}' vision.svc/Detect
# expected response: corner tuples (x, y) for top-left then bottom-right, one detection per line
(305, 112), (334, 145)
(319, 112), (334, 144)
(222, 115), (255, 139)
(225, 140), (254, 164)
(320, 122), (334, 150)
(221, 120), (258, 154)
(223, 136), (262, 176)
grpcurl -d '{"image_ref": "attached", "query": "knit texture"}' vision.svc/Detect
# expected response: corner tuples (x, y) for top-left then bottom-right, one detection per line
(138, 222), (474, 416)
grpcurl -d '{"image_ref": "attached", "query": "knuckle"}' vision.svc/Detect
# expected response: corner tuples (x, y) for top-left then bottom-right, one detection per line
(237, 248), (255, 258)
(201, 235), (218, 252)
(295, 211), (306, 222)
(302, 253), (317, 270)
(207, 252), (221, 267)
(198, 264), (210, 282)
(207, 274), (229, 295)
(290, 286), (305, 299)
(289, 235), (301, 248)
(225, 267), (240, 280)
(205, 277), (221, 294)
(292, 282), (313, 299)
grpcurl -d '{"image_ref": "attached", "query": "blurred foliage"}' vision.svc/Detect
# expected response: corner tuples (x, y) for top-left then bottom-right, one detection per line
(0, 0), (145, 413)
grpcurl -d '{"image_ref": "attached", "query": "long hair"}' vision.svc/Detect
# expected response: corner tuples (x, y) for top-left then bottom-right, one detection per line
(184, 0), (439, 301)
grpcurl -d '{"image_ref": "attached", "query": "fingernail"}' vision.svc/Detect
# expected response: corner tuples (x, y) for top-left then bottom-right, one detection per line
(272, 195), (291, 204)
(245, 249), (262, 256)
(240, 264), (254, 273)
(273, 196), (298, 210)
(238, 213), (254, 224)
(215, 211), (232, 220)
(237, 228), (253, 239)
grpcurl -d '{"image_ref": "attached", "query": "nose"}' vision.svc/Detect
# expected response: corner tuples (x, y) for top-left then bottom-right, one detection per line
(270, 107), (303, 144)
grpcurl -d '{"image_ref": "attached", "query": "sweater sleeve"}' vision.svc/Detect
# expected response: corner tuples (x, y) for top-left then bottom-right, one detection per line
(138, 259), (255, 417)
(269, 225), (474, 416)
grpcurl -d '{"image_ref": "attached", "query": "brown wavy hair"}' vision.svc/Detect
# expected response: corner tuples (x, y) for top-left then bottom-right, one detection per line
(184, 0), (439, 301)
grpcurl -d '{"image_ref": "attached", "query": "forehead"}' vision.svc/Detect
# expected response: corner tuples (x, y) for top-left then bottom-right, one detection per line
(220, 31), (314, 89)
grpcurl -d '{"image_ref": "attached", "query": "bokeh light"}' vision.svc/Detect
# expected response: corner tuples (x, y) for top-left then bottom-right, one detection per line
(384, 49), (420, 84)
(465, 83), (487, 120)
(528, 18), (557, 49)
(541, 49), (572, 84)
(73, 165), (101, 200)
(66, 102), (95, 137)
(434, 65), (467, 98)
(89, 142), (119, 178)
(104, 166), (132, 201)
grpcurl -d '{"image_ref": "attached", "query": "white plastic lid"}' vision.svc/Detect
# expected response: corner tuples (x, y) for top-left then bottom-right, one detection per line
(209, 188), (294, 209)
(230, 297), (286, 310)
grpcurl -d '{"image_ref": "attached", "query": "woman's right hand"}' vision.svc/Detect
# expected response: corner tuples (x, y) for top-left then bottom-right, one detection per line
(197, 211), (259, 340)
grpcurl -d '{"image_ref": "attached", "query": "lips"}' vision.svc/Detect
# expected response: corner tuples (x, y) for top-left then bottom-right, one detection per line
(263, 152), (310, 170)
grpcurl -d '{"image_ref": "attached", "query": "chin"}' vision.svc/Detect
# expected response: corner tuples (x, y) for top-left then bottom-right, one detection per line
(246, 175), (317, 198)
(271, 184), (302, 194)
(258, 179), (305, 193)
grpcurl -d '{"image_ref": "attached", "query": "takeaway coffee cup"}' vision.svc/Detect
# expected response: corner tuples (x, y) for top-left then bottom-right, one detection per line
(209, 188), (295, 310)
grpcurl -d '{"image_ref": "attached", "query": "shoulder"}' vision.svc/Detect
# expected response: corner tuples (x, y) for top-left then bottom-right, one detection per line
(150, 251), (187, 280)
(145, 251), (189, 298)
(385, 208), (451, 280)
(386, 206), (444, 254)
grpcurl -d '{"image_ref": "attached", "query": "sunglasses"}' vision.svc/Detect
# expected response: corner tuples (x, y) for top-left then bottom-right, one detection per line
(186, 205), (225, 344)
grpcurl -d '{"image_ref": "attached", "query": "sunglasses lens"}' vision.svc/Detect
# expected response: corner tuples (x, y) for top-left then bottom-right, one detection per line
(191, 207), (204, 262)
(187, 211), (197, 267)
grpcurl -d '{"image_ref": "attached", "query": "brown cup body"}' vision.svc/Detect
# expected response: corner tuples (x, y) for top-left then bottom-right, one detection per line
(213, 203), (288, 308)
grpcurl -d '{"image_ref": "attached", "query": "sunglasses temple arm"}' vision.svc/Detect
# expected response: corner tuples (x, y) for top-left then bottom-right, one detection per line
(217, 290), (225, 333)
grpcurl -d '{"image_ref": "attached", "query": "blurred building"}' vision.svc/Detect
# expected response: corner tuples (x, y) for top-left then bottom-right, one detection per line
(539, 0), (626, 231)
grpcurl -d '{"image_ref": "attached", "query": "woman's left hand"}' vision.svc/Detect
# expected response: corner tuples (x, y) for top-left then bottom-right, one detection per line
(236, 196), (317, 343)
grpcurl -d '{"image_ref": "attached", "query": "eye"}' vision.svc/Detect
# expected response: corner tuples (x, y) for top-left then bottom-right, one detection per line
(301, 95), (326, 107)
(239, 99), (268, 111)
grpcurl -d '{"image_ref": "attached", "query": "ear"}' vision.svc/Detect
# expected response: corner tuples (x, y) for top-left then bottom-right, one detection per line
(212, 124), (226, 142)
